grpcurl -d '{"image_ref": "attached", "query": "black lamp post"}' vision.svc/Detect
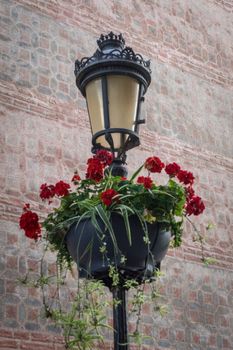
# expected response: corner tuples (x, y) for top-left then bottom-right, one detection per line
(74, 32), (152, 349)
(74, 32), (151, 177)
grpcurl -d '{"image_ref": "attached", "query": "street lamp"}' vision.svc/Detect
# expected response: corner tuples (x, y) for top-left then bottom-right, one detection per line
(74, 32), (152, 350)
(74, 32), (151, 176)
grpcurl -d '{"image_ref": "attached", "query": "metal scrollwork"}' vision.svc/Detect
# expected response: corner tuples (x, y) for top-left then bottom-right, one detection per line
(74, 32), (151, 75)
(74, 46), (151, 75)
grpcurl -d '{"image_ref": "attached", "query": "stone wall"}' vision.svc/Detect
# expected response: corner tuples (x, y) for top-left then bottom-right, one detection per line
(0, 0), (232, 349)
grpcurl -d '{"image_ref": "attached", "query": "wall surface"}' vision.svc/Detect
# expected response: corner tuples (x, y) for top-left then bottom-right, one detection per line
(0, 0), (233, 349)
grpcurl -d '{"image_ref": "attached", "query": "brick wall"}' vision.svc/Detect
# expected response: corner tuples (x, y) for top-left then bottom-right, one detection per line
(0, 0), (232, 349)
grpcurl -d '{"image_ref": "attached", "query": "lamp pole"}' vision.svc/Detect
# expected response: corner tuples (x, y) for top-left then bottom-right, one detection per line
(112, 287), (128, 349)
(74, 32), (152, 350)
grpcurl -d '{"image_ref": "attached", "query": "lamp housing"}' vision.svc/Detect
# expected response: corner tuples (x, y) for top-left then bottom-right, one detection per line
(74, 32), (151, 161)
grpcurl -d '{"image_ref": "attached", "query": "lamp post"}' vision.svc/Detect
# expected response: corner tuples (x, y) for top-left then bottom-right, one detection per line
(74, 32), (151, 350)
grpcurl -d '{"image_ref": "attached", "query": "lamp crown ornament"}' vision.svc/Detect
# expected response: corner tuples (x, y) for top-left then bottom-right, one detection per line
(97, 31), (125, 51)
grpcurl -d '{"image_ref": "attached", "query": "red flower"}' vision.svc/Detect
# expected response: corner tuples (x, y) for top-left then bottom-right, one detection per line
(120, 177), (127, 181)
(19, 206), (41, 240)
(185, 186), (195, 200)
(165, 162), (181, 177)
(86, 158), (104, 182)
(186, 196), (205, 216)
(40, 183), (55, 200)
(100, 189), (119, 206)
(54, 181), (70, 197)
(177, 170), (195, 185)
(72, 174), (81, 182)
(94, 150), (113, 167)
(137, 176), (153, 189)
(145, 156), (165, 173)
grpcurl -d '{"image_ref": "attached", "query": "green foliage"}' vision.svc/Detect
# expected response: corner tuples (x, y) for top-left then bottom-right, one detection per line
(49, 279), (111, 350)
(203, 257), (218, 266)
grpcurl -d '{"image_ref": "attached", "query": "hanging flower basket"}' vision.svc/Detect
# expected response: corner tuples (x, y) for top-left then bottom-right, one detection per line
(19, 150), (205, 285)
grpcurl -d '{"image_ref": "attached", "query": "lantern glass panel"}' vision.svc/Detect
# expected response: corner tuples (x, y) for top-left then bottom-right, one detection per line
(85, 78), (104, 135)
(85, 75), (140, 150)
(107, 75), (139, 149)
(108, 75), (139, 129)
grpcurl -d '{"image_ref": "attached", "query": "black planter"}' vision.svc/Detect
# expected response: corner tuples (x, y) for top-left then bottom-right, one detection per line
(65, 213), (171, 286)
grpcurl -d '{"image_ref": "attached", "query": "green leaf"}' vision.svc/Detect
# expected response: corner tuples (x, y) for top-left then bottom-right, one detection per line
(203, 257), (218, 266)
(206, 222), (215, 230)
(94, 205), (118, 254)
(119, 207), (132, 246)
(130, 163), (144, 181)
(90, 211), (104, 235)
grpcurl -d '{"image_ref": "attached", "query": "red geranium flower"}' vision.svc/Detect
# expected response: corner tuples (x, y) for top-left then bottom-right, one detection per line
(120, 177), (127, 181)
(177, 170), (195, 185)
(145, 156), (165, 173)
(94, 150), (113, 167)
(100, 189), (119, 206)
(72, 174), (81, 182)
(185, 186), (195, 200)
(86, 158), (104, 182)
(186, 196), (205, 216)
(40, 183), (55, 200)
(54, 181), (70, 197)
(137, 176), (153, 189)
(165, 162), (181, 177)
(19, 206), (41, 240)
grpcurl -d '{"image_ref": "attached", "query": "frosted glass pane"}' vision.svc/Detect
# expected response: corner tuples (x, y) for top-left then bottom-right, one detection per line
(86, 75), (140, 150)
(85, 78), (104, 135)
(108, 75), (139, 130)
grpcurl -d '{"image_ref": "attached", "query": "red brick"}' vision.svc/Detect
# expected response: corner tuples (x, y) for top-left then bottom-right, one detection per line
(13, 331), (30, 341)
(208, 334), (217, 346)
(175, 330), (185, 342)
(20, 341), (55, 350)
(27, 308), (39, 321)
(189, 310), (201, 323)
(30, 333), (61, 343)
(39, 75), (49, 87)
(6, 305), (18, 319)
(159, 327), (168, 339)
(188, 291), (197, 301)
(6, 256), (18, 269)
(5, 280), (17, 293)
(204, 292), (213, 304)
(55, 345), (66, 350)
(19, 49), (30, 61)
(0, 329), (13, 338)
(0, 339), (18, 349)
(40, 38), (49, 50)
(27, 259), (39, 272)
(192, 332), (200, 344)
(172, 287), (182, 298)
(39, 56), (50, 68)
(223, 338), (231, 348)
(58, 82), (68, 94)
(7, 233), (18, 245)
